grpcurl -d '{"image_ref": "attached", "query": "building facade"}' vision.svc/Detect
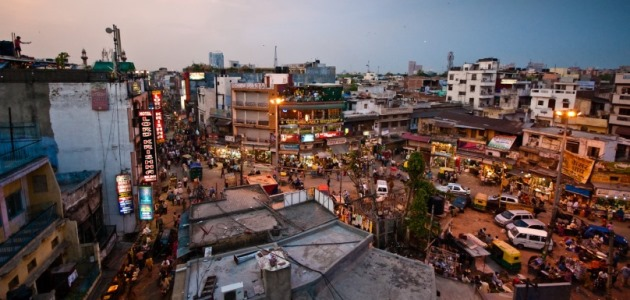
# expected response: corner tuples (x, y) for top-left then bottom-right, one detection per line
(208, 52), (224, 69)
(609, 73), (630, 161)
(529, 80), (578, 125)
(446, 58), (499, 113)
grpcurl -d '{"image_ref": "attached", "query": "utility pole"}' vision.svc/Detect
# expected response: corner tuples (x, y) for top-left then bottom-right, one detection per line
(606, 230), (614, 300)
(240, 134), (244, 185)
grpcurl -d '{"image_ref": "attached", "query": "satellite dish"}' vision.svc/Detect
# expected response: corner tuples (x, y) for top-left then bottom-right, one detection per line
(105, 27), (113, 34)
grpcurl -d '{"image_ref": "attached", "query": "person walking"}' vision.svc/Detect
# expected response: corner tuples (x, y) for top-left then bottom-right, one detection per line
(145, 256), (154, 278)
(621, 263), (630, 287)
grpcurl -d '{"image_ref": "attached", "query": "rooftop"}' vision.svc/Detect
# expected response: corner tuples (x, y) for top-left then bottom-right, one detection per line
(524, 126), (618, 141)
(436, 111), (523, 135)
(178, 220), (438, 300)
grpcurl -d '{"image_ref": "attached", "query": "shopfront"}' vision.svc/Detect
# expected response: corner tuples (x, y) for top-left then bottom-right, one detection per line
(592, 183), (630, 218)
(430, 138), (457, 168)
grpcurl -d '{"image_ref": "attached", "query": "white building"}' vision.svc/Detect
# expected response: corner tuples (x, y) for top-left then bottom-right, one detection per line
(49, 82), (136, 233)
(529, 79), (578, 125)
(446, 58), (499, 114)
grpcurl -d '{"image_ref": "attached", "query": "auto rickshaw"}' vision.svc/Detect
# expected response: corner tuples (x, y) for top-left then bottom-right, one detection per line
(489, 239), (521, 273)
(472, 193), (488, 211)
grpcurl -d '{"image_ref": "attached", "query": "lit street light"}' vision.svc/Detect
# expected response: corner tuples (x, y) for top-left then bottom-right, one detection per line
(270, 97), (284, 168)
(541, 109), (578, 261)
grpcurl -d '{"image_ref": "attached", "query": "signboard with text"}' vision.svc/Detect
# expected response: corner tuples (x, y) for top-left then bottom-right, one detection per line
(315, 131), (342, 139)
(138, 186), (154, 221)
(115, 174), (133, 215)
(562, 150), (595, 184)
(151, 91), (165, 143)
(139, 110), (158, 182)
(487, 135), (517, 151)
(280, 134), (300, 143)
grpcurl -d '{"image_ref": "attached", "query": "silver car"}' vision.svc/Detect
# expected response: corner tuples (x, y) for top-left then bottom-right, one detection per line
(505, 218), (546, 231)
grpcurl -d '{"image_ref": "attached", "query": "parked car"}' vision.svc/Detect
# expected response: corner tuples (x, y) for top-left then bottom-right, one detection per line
(494, 209), (534, 227)
(451, 195), (472, 212)
(436, 183), (469, 195)
(506, 218), (546, 231)
(582, 225), (629, 253)
(488, 193), (519, 205)
(507, 227), (553, 251)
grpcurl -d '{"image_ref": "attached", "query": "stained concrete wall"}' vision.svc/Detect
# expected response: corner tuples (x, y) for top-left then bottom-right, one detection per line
(48, 82), (136, 233)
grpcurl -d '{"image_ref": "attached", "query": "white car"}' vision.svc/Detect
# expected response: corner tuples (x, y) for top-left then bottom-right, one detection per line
(436, 183), (469, 195)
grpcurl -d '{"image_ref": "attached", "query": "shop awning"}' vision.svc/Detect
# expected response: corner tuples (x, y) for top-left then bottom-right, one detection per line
(215, 119), (232, 126)
(565, 185), (591, 197)
(401, 132), (431, 143)
(330, 144), (349, 155)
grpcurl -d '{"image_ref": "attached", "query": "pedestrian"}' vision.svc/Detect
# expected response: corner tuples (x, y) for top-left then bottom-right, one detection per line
(183, 176), (188, 188)
(145, 256), (154, 277)
(221, 166), (225, 178)
(13, 36), (31, 58)
(327, 177), (331, 188)
(135, 251), (145, 270)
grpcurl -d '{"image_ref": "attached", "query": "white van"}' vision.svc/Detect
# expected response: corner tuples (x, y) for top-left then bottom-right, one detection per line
(507, 227), (553, 251)
(376, 180), (388, 197)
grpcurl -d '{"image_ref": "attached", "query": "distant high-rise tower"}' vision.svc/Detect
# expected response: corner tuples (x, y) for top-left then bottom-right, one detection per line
(408, 61), (423, 76)
(274, 46), (278, 68)
(209, 51), (224, 69)
(447, 52), (454, 71)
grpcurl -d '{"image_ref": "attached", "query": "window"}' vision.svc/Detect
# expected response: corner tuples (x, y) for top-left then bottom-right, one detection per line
(9, 276), (19, 290)
(610, 176), (619, 182)
(538, 100), (544, 106)
(400, 120), (408, 127)
(619, 108), (630, 116)
(448, 84), (453, 91)
(363, 104), (367, 109)
(449, 74), (454, 80)
(566, 141), (579, 153)
(470, 85), (476, 92)
(562, 99), (570, 108)
(529, 235), (541, 242)
(27, 259), (37, 273)
(469, 98), (474, 106)
(587, 146), (600, 158)
(6, 190), (24, 219)
(32, 175), (48, 193)
(447, 96), (452, 101)
(471, 74), (477, 81)
(51, 237), (59, 249)
(548, 99), (556, 109)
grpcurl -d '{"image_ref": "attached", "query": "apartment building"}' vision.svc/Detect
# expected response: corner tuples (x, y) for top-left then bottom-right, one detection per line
(446, 57), (499, 114)
(610, 73), (630, 161)
(529, 79), (578, 125)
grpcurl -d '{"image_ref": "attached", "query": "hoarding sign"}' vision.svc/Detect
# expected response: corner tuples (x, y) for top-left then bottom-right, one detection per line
(280, 134), (300, 143)
(138, 186), (154, 220)
(457, 140), (486, 153)
(487, 135), (517, 151)
(151, 91), (165, 143)
(115, 174), (133, 215)
(139, 110), (158, 182)
(91, 85), (109, 111)
(301, 134), (315, 143)
(562, 150), (595, 184)
(315, 131), (342, 139)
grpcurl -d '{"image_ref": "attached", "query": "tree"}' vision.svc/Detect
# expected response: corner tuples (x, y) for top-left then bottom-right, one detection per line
(55, 52), (69, 69)
(403, 152), (438, 250)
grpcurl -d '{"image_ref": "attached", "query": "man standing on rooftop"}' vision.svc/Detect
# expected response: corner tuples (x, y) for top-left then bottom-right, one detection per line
(13, 35), (31, 58)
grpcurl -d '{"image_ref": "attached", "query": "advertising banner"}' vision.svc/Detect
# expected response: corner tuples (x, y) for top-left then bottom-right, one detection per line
(280, 134), (300, 143)
(138, 186), (154, 221)
(487, 135), (517, 151)
(115, 174), (133, 215)
(139, 110), (158, 182)
(91, 84), (109, 111)
(457, 140), (486, 153)
(315, 131), (342, 139)
(562, 150), (595, 184)
(151, 91), (165, 143)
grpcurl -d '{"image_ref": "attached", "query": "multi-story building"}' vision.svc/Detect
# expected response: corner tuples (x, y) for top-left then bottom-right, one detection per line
(408, 60), (423, 76)
(208, 51), (224, 69)
(609, 73), (630, 161)
(446, 58), (500, 115)
(529, 79), (578, 125)
(0, 154), (83, 299)
(0, 69), (137, 234)
(286, 60), (336, 86)
(199, 75), (241, 139)
(276, 84), (345, 167)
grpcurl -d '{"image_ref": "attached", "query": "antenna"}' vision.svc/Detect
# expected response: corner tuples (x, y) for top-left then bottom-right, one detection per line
(274, 46), (278, 68)
(366, 61), (370, 73)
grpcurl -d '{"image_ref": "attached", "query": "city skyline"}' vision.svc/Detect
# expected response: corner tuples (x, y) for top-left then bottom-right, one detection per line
(1, 0), (629, 73)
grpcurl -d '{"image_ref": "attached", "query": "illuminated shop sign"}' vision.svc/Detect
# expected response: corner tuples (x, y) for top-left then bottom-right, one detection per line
(138, 186), (154, 220)
(115, 174), (133, 215)
(315, 131), (342, 139)
(139, 110), (158, 182)
(281, 134), (300, 143)
(152, 91), (165, 143)
(301, 134), (315, 143)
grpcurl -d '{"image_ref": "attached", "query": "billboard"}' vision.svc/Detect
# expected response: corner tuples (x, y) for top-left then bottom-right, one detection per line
(301, 134), (315, 143)
(115, 174), (133, 215)
(487, 135), (517, 151)
(138, 186), (154, 221)
(151, 91), (165, 143)
(562, 150), (595, 184)
(139, 110), (158, 182)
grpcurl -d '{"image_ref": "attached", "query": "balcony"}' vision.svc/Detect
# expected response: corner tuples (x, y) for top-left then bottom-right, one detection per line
(233, 101), (269, 111)
(279, 118), (343, 126)
(531, 89), (576, 98)
(0, 205), (61, 269)
(0, 140), (47, 176)
(209, 108), (232, 119)
(609, 114), (630, 126)
(612, 94), (630, 105)
(378, 106), (413, 115)
(234, 119), (271, 128)
(614, 73), (630, 84)
(479, 90), (494, 98)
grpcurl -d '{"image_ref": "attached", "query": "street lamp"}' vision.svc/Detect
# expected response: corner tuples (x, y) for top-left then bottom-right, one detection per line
(105, 25), (122, 78)
(270, 97), (284, 167)
(541, 109), (578, 261)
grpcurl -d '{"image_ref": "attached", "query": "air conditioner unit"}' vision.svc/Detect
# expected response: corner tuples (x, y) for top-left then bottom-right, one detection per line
(220, 282), (244, 300)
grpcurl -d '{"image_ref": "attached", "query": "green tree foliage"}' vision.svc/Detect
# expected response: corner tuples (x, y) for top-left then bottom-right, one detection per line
(55, 52), (69, 69)
(403, 153), (439, 249)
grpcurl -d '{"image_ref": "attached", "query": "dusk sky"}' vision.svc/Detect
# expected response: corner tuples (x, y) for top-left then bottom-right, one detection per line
(2, 0), (629, 73)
